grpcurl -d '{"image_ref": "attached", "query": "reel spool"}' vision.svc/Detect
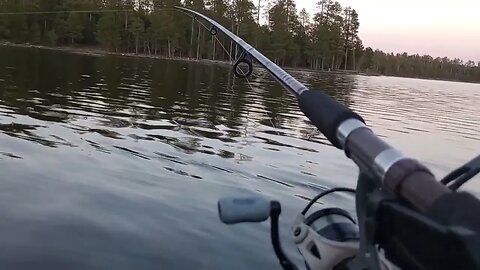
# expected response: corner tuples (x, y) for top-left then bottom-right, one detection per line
(291, 188), (360, 270)
(292, 207), (359, 270)
(303, 208), (359, 243)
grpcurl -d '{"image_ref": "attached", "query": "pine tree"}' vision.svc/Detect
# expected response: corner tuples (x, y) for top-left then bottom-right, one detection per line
(45, 29), (58, 46)
(65, 13), (84, 45)
(97, 13), (121, 52)
(0, 0), (477, 82)
(128, 15), (144, 54)
(30, 21), (42, 44)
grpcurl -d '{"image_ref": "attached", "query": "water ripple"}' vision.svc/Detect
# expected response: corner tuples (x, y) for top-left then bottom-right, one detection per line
(0, 46), (478, 269)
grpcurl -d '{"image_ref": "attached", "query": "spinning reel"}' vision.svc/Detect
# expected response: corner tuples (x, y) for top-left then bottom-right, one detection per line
(217, 187), (392, 270)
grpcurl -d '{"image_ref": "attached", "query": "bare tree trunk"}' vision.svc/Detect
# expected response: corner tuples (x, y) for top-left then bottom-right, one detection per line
(135, 36), (138, 54)
(344, 9), (350, 70)
(221, 38), (225, 60)
(344, 47), (348, 70)
(196, 23), (201, 60)
(190, 17), (195, 58)
(320, 1), (325, 22)
(168, 39), (171, 57)
(212, 36), (216, 60)
(257, 0), (261, 23)
(229, 21), (234, 62)
(235, 23), (240, 60)
(352, 48), (356, 70)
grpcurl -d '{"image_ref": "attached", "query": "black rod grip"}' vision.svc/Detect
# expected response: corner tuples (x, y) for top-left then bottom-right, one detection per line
(298, 90), (364, 148)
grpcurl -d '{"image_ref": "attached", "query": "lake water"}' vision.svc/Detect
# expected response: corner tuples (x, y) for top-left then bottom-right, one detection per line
(0, 46), (478, 269)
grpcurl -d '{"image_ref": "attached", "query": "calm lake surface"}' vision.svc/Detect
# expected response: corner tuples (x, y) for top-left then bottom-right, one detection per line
(0, 46), (478, 269)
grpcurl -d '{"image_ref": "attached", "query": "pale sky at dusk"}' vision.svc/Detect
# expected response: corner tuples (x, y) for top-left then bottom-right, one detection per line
(294, 0), (480, 62)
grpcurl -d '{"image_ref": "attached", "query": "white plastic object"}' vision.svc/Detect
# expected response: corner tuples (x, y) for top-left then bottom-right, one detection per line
(218, 197), (270, 224)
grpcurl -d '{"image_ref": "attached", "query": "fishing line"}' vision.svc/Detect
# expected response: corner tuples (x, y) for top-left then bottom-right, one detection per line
(193, 19), (263, 132)
(209, 35), (271, 132)
(179, 13), (278, 140)
(193, 17), (233, 63)
(213, 35), (234, 63)
(0, 10), (131, 15)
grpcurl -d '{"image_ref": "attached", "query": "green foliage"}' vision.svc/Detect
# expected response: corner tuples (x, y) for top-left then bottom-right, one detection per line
(44, 29), (58, 46)
(0, 0), (478, 82)
(3, 14), (29, 42)
(128, 15), (144, 53)
(65, 13), (84, 45)
(30, 21), (42, 44)
(357, 49), (480, 82)
(97, 13), (121, 51)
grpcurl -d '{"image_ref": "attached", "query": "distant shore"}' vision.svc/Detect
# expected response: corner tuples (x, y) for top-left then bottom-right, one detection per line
(0, 41), (232, 67)
(1, 41), (476, 84)
(0, 41), (364, 75)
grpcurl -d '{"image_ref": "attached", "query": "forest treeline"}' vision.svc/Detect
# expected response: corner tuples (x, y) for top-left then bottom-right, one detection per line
(0, 0), (479, 83)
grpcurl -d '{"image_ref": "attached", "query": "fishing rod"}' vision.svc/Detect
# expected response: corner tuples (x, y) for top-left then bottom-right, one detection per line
(175, 6), (480, 270)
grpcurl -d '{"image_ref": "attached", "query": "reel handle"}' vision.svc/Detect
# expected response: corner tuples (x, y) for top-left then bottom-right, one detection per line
(218, 197), (271, 224)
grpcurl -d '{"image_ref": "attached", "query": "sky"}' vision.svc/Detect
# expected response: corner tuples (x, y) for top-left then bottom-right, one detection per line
(294, 0), (480, 62)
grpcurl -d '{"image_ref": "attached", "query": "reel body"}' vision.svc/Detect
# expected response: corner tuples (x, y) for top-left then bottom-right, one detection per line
(217, 188), (395, 270)
(292, 208), (359, 270)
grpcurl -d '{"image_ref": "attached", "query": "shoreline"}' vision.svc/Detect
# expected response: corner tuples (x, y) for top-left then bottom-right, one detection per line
(0, 41), (361, 75)
(1, 41), (477, 84)
(0, 41), (232, 67)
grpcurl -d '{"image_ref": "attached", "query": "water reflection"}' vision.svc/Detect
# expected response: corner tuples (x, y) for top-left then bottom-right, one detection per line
(0, 46), (478, 269)
(0, 46), (360, 152)
(0, 46), (477, 191)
